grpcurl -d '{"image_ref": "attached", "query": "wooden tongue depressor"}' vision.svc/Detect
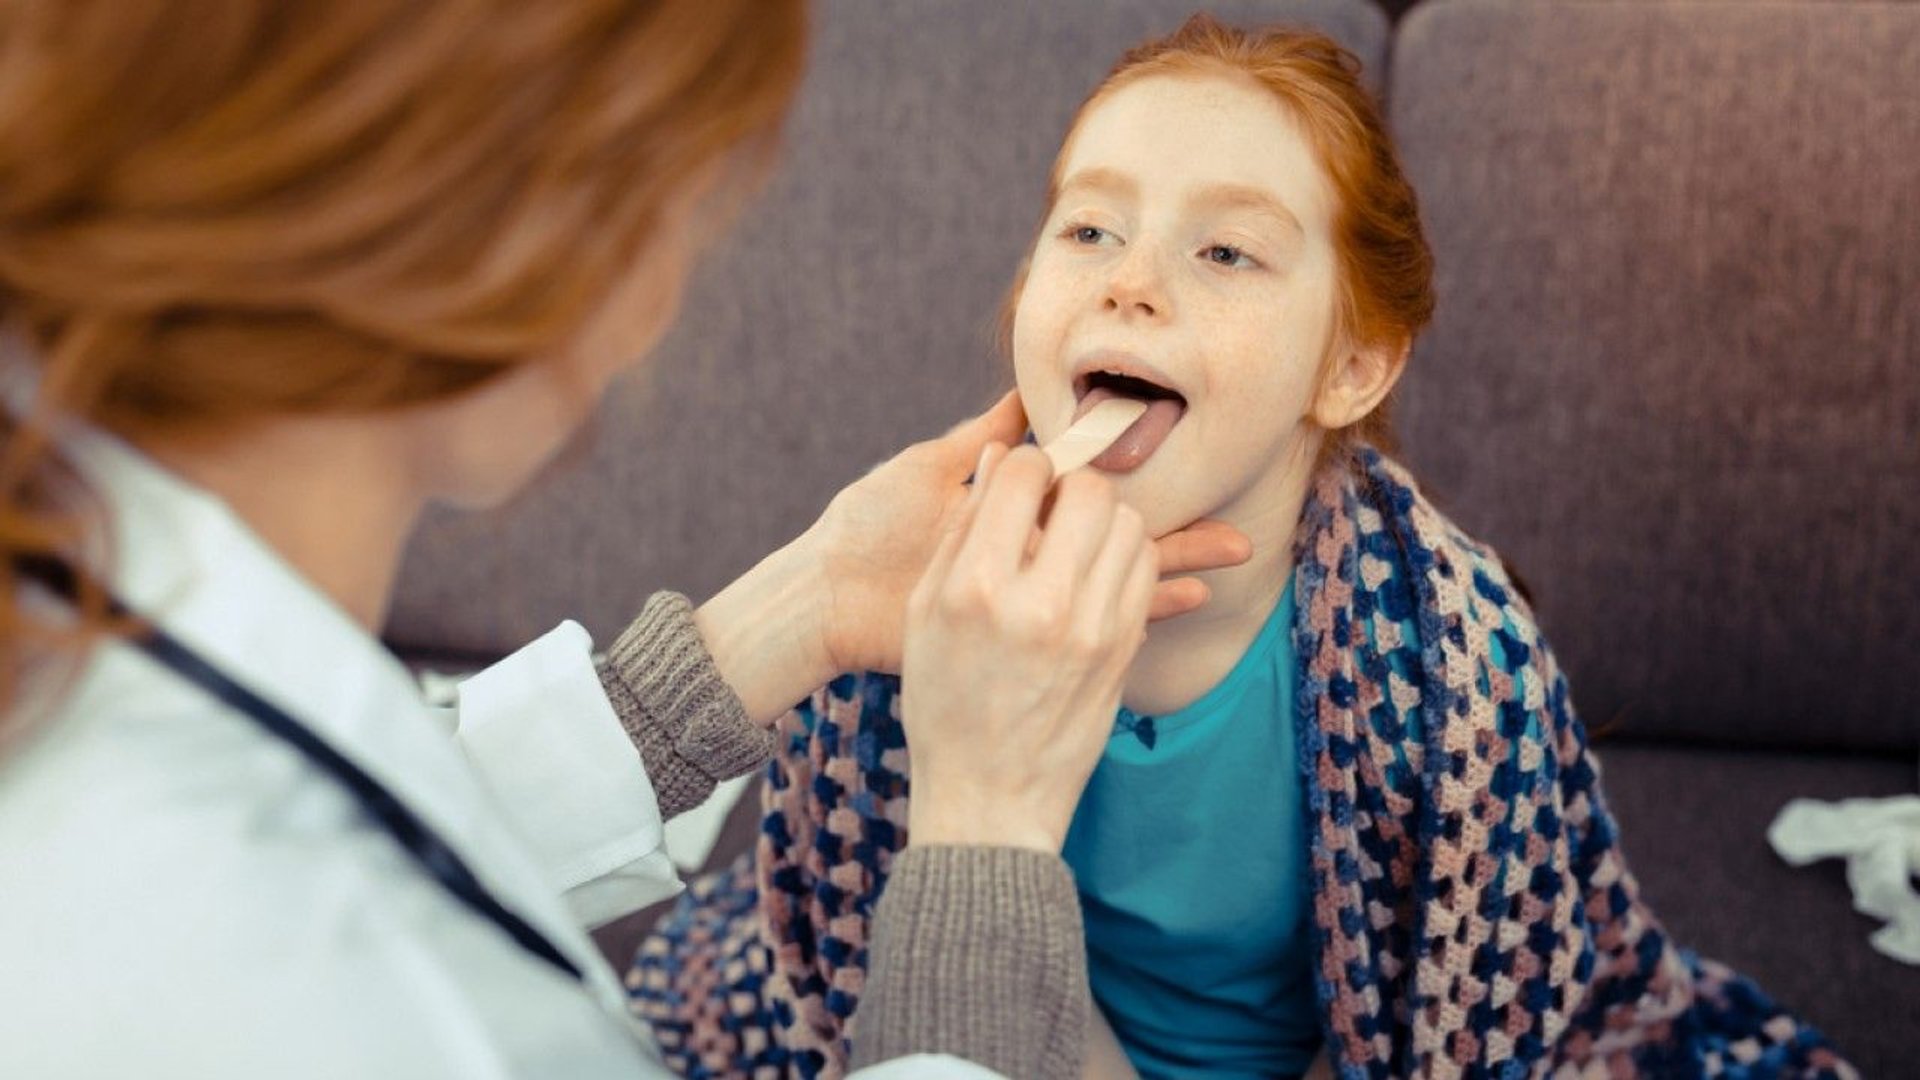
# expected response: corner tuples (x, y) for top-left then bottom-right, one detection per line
(1040, 397), (1149, 477)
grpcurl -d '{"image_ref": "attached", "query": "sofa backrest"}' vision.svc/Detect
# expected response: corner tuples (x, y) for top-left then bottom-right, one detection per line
(1390, 0), (1920, 753)
(386, 1), (1390, 650)
(387, 0), (1918, 756)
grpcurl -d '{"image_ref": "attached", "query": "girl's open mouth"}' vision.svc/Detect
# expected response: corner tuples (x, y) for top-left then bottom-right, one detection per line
(1071, 370), (1187, 472)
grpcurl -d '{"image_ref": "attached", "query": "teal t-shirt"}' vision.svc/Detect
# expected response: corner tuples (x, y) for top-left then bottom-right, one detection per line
(1060, 580), (1321, 1079)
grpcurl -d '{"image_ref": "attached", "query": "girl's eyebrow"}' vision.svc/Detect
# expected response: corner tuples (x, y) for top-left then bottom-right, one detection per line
(1190, 183), (1305, 240)
(1055, 169), (1304, 242)
(1056, 167), (1138, 202)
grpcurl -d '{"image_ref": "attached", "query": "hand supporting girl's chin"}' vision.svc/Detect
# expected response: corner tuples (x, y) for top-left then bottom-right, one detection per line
(693, 390), (1254, 728)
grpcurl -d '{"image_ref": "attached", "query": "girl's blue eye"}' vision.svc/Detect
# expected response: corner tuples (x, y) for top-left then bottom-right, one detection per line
(1205, 244), (1253, 268)
(1072, 225), (1108, 244)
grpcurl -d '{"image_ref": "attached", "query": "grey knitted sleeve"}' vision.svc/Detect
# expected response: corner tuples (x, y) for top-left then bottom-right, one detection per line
(596, 592), (776, 820)
(851, 845), (1091, 1080)
(600, 595), (1088, 1074)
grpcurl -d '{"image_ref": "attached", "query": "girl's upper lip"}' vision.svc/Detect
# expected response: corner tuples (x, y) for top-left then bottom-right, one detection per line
(1068, 349), (1188, 401)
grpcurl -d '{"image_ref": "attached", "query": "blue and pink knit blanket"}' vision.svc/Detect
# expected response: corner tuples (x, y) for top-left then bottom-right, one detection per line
(631, 448), (1854, 1080)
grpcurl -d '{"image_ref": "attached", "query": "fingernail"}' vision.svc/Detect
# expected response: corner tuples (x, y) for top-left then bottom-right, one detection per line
(969, 444), (998, 495)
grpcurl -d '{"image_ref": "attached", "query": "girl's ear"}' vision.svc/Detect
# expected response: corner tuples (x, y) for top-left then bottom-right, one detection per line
(1311, 335), (1410, 431)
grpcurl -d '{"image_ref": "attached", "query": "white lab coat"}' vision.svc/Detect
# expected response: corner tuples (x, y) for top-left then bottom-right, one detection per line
(0, 424), (995, 1079)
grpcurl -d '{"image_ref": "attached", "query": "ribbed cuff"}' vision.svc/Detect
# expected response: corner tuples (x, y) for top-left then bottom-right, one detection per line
(598, 592), (774, 820)
(851, 845), (1089, 1080)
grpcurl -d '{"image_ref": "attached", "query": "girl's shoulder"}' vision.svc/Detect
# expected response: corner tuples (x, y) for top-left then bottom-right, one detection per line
(1328, 451), (1569, 751)
(1357, 452), (1550, 658)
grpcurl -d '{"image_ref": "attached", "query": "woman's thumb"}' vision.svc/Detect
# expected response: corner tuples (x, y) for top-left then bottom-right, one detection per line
(941, 390), (1027, 468)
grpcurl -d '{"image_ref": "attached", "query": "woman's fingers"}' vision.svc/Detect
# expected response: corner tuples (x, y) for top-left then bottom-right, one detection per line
(1031, 471), (1118, 586)
(1078, 502), (1151, 636)
(1147, 576), (1211, 622)
(1120, 538), (1160, 629)
(1139, 518), (1248, 621)
(1154, 518), (1252, 576)
(913, 442), (1005, 619)
(953, 445), (1054, 577)
(934, 390), (1027, 475)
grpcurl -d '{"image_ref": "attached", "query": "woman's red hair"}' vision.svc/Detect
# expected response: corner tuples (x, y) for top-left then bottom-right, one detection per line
(0, 0), (808, 718)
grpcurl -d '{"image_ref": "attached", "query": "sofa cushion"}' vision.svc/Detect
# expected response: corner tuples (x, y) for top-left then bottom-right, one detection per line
(386, 0), (1391, 659)
(1593, 741), (1915, 1079)
(1388, 0), (1920, 753)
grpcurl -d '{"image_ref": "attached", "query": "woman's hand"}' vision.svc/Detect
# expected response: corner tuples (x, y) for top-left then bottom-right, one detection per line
(805, 391), (1251, 675)
(901, 443), (1154, 852)
(695, 391), (1251, 726)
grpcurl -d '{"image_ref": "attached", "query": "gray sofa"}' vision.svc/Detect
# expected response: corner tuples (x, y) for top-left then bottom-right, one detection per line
(387, 2), (1920, 1074)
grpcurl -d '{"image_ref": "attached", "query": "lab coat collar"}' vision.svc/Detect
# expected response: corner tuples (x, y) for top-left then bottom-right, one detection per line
(0, 342), (427, 771)
(63, 425), (443, 792)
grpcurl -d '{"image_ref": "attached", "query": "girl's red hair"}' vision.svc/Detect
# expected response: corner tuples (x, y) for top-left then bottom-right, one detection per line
(1009, 14), (1434, 456)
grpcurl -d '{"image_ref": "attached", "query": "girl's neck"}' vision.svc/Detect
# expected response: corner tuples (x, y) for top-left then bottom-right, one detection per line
(1120, 440), (1321, 718)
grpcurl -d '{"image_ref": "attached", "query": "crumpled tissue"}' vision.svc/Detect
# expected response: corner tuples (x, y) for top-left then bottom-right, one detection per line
(1768, 790), (1920, 965)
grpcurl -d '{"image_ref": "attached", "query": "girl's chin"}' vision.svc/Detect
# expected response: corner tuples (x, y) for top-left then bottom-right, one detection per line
(1098, 467), (1193, 532)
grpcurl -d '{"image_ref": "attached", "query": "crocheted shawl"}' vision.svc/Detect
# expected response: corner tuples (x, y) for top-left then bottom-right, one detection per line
(631, 449), (1854, 1080)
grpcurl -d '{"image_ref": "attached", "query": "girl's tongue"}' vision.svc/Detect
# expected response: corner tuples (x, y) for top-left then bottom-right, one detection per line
(1071, 385), (1185, 472)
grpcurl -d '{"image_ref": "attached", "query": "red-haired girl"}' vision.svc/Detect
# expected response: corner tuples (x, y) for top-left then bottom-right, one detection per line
(636, 16), (1851, 1080)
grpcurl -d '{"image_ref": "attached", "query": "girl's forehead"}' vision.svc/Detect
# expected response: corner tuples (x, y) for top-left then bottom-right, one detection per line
(1055, 72), (1335, 230)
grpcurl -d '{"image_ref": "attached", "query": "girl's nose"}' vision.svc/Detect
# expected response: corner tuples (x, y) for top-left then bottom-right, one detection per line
(1101, 244), (1170, 320)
